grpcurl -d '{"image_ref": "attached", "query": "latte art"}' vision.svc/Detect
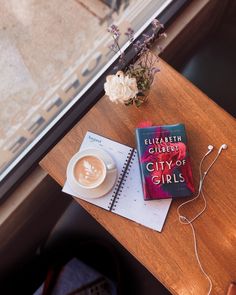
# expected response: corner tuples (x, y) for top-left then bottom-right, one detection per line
(74, 155), (105, 188)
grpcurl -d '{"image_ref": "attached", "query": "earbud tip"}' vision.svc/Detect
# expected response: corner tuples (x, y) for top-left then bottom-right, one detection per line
(208, 145), (214, 151)
(222, 144), (228, 150)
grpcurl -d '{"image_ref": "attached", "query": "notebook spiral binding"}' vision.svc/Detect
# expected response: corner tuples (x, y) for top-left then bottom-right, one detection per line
(108, 148), (136, 211)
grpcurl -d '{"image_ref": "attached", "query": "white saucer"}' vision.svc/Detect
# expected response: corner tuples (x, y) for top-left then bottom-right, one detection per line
(66, 148), (117, 198)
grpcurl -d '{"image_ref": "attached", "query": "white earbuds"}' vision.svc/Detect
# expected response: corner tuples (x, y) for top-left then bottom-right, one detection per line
(218, 144), (228, 154)
(207, 145), (214, 154)
(206, 144), (227, 155)
(177, 142), (228, 295)
(208, 145), (214, 151)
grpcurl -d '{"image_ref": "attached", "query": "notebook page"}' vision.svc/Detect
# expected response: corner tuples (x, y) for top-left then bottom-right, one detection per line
(63, 131), (171, 232)
(63, 131), (132, 210)
(112, 150), (172, 232)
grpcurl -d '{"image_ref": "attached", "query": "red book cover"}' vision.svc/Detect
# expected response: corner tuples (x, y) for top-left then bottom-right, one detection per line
(135, 123), (195, 200)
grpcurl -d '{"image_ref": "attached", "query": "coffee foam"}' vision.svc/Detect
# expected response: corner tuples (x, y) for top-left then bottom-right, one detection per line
(74, 155), (105, 188)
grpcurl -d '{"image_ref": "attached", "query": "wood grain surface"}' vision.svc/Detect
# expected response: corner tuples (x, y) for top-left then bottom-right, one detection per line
(40, 59), (236, 295)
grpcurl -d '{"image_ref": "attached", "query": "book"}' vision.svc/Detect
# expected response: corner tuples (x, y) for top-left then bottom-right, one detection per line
(63, 131), (172, 232)
(135, 123), (194, 200)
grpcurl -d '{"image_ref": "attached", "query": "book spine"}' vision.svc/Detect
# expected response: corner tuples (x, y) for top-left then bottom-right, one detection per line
(135, 129), (147, 199)
(108, 148), (136, 211)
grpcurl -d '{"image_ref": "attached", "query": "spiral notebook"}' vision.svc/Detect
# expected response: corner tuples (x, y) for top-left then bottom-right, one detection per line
(63, 131), (172, 232)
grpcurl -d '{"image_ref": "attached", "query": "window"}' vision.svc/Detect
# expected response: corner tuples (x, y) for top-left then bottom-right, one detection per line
(0, 0), (188, 199)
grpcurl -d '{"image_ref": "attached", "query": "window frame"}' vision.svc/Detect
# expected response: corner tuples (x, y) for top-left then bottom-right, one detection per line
(0, 0), (190, 201)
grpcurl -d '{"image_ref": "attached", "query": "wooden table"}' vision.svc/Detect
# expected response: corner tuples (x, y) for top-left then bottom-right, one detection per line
(40, 59), (236, 295)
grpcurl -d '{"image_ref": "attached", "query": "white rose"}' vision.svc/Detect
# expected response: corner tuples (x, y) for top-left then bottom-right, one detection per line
(104, 71), (138, 103)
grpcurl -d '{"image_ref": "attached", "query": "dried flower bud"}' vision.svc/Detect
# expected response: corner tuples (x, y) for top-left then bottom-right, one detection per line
(108, 24), (120, 40)
(151, 67), (160, 74)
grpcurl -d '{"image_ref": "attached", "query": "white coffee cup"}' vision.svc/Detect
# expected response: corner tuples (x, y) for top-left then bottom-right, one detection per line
(67, 148), (116, 190)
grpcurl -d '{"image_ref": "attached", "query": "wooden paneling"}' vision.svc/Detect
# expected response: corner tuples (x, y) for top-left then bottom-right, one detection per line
(40, 59), (236, 295)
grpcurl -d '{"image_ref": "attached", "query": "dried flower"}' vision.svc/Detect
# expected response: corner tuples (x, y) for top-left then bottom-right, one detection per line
(105, 19), (166, 107)
(107, 24), (120, 40)
(151, 19), (163, 31)
(104, 71), (138, 104)
(125, 27), (134, 42)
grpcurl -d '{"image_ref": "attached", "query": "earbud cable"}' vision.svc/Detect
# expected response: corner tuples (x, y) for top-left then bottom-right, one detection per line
(177, 150), (224, 294)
